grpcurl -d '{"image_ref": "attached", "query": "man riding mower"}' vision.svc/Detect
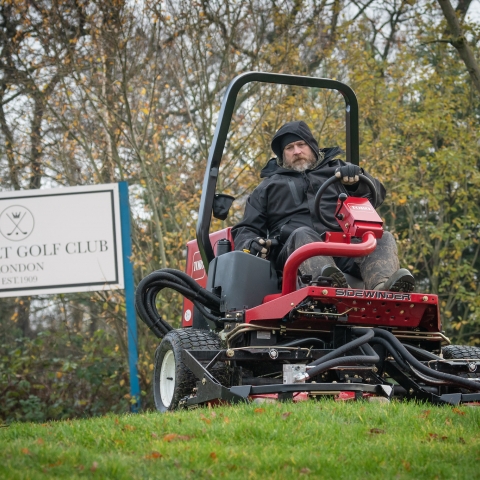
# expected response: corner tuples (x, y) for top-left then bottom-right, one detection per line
(135, 72), (480, 411)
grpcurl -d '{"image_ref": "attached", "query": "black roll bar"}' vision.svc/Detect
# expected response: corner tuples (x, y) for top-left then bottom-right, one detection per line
(196, 72), (360, 271)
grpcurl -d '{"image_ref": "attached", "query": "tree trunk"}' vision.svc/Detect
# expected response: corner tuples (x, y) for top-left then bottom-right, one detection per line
(437, 0), (480, 95)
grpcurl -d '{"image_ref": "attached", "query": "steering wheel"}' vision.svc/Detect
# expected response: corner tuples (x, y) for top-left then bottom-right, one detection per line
(314, 174), (378, 231)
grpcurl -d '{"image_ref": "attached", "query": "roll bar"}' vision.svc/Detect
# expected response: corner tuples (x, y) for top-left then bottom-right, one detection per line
(196, 72), (360, 271)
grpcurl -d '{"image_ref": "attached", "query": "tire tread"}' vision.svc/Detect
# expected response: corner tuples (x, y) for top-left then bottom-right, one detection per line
(442, 345), (480, 379)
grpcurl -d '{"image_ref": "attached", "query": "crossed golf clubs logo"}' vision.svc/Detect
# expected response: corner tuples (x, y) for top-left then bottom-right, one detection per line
(0, 205), (35, 241)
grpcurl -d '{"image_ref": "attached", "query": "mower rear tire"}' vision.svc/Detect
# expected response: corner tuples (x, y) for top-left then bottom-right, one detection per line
(442, 345), (480, 379)
(153, 328), (226, 412)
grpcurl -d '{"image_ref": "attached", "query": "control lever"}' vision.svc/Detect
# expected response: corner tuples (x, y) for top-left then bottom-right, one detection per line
(335, 193), (348, 220)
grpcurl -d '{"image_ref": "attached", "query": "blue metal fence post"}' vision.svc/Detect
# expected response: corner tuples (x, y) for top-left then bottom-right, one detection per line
(118, 181), (141, 412)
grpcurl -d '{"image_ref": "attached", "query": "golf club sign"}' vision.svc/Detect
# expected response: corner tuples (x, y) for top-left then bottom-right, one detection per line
(0, 184), (124, 297)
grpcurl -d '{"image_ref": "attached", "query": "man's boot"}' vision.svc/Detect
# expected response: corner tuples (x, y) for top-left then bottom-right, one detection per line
(374, 268), (415, 293)
(317, 264), (349, 288)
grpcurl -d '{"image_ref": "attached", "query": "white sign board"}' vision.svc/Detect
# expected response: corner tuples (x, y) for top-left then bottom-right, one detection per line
(0, 184), (124, 297)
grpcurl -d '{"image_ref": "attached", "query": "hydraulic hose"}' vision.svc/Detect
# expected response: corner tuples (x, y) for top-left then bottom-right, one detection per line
(354, 328), (480, 392)
(408, 365), (453, 386)
(307, 329), (375, 367)
(135, 268), (222, 339)
(369, 337), (409, 371)
(278, 338), (326, 348)
(306, 344), (380, 379)
(403, 344), (443, 361)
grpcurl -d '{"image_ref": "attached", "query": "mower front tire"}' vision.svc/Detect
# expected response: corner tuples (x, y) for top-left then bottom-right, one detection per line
(153, 328), (225, 412)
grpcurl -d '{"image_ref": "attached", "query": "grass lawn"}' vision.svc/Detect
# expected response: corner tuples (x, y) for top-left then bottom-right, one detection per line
(1, 400), (479, 479)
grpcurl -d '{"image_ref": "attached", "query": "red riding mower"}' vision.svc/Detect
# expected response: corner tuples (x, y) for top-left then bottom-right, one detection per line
(135, 72), (480, 411)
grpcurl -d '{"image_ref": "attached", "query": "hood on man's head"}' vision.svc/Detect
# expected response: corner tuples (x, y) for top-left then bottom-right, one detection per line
(271, 121), (320, 163)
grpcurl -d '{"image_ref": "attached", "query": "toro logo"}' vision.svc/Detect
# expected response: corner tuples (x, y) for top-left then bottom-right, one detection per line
(191, 251), (205, 280)
(350, 205), (372, 211)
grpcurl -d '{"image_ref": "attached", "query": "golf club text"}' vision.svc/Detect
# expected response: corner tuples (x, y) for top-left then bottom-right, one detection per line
(0, 240), (109, 259)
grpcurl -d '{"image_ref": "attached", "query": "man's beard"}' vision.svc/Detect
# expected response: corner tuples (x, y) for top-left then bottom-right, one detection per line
(283, 150), (318, 172)
(289, 158), (316, 172)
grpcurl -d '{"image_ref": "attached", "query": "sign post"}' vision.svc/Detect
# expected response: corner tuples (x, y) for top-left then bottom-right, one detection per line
(118, 182), (140, 411)
(0, 182), (141, 411)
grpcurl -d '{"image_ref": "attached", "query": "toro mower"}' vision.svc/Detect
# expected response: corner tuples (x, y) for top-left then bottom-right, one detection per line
(135, 72), (480, 411)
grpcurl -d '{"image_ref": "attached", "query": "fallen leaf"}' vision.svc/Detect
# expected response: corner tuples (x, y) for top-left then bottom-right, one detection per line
(36, 438), (44, 445)
(78, 465), (85, 471)
(452, 407), (466, 416)
(163, 433), (191, 442)
(144, 451), (163, 460)
(114, 418), (119, 424)
(419, 410), (430, 418)
(123, 424), (136, 431)
(151, 432), (158, 438)
(428, 433), (438, 441)
(21, 448), (31, 455)
(90, 461), (98, 472)
(402, 460), (411, 471)
(300, 467), (311, 474)
(254, 408), (265, 414)
(445, 418), (452, 425)
(210, 411), (217, 418)
(369, 428), (385, 435)
(224, 416), (230, 424)
(200, 414), (211, 424)
(282, 412), (292, 419)
(210, 452), (217, 460)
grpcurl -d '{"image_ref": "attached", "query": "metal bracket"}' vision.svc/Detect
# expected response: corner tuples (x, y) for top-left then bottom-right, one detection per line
(182, 350), (249, 406)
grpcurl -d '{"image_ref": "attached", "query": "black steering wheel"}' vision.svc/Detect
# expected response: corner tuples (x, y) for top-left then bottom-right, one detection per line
(314, 174), (378, 231)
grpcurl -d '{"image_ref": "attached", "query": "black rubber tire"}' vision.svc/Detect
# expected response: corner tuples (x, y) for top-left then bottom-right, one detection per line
(442, 345), (480, 379)
(153, 328), (226, 412)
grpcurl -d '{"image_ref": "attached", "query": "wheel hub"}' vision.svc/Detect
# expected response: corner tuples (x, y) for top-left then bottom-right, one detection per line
(160, 350), (176, 407)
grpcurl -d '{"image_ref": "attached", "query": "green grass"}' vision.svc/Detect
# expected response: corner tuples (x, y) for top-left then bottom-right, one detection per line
(1, 400), (479, 479)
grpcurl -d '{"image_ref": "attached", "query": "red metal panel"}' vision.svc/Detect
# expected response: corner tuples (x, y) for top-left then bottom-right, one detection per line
(182, 228), (234, 327)
(246, 285), (440, 331)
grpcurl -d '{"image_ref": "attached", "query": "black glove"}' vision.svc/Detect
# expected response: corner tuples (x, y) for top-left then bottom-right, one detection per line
(245, 237), (272, 259)
(335, 164), (363, 185)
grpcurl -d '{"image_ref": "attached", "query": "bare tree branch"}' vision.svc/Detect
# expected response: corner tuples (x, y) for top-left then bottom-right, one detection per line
(437, 0), (480, 95)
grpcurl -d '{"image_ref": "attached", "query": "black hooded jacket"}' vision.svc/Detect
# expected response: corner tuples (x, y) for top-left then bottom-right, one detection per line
(231, 121), (386, 263)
